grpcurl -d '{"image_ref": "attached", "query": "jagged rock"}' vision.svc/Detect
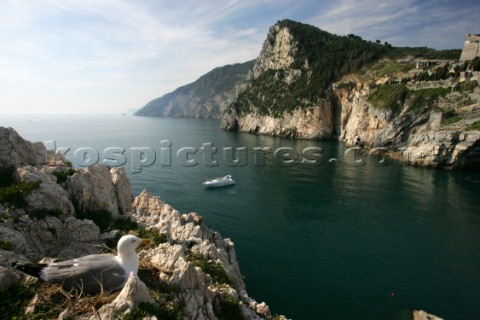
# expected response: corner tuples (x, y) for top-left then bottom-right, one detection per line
(1, 128), (283, 319)
(67, 164), (132, 220)
(0, 250), (30, 292)
(228, 103), (334, 139)
(0, 249), (30, 267)
(400, 130), (480, 169)
(13, 215), (100, 259)
(17, 166), (75, 217)
(413, 310), (444, 320)
(0, 226), (27, 253)
(95, 272), (155, 320)
(0, 127), (46, 167)
(111, 167), (133, 216)
(134, 191), (277, 319)
(252, 24), (296, 79)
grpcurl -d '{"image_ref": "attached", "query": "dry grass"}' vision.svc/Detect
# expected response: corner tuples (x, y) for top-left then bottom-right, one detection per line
(18, 261), (180, 319)
(25, 282), (117, 319)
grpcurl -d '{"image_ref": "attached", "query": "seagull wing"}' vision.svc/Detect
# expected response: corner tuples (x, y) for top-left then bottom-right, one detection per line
(40, 254), (128, 294)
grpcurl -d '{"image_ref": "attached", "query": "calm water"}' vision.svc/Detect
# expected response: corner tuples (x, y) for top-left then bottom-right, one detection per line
(2, 114), (480, 320)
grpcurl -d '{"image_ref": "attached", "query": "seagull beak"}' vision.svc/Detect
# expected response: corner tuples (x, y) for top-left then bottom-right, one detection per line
(140, 238), (151, 246)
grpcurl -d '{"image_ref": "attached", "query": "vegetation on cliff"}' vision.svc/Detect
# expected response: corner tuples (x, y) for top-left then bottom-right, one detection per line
(135, 60), (255, 118)
(230, 19), (461, 117)
(367, 84), (451, 115)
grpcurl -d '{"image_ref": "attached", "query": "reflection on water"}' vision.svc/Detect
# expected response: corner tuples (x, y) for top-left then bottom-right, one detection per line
(2, 114), (480, 320)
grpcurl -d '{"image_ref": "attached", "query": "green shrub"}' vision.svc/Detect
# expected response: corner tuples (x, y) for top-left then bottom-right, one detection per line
(119, 302), (164, 320)
(409, 87), (450, 113)
(0, 282), (40, 318)
(470, 57), (480, 71)
(445, 115), (463, 124)
(75, 209), (113, 232)
(110, 218), (139, 233)
(138, 228), (168, 246)
(52, 168), (76, 183)
(74, 200), (138, 233)
(368, 83), (408, 113)
(0, 240), (13, 251)
(467, 121), (480, 131)
(218, 294), (243, 320)
(137, 266), (183, 320)
(188, 254), (234, 287)
(0, 180), (40, 207)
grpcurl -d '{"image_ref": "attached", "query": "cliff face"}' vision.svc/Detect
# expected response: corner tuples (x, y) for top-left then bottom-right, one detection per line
(223, 102), (334, 139)
(135, 61), (255, 118)
(0, 127), (282, 319)
(334, 81), (480, 169)
(221, 19), (389, 139)
(221, 20), (480, 170)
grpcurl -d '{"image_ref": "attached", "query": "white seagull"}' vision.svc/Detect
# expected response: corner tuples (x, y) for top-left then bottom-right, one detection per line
(17, 235), (150, 294)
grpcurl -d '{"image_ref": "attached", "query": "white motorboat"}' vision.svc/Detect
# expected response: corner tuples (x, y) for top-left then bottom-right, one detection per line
(203, 175), (235, 187)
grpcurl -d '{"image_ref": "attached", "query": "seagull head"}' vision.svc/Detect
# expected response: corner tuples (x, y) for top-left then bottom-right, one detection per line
(117, 235), (151, 256)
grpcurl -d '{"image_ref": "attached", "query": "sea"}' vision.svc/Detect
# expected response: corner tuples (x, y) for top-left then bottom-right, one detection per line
(1, 114), (480, 320)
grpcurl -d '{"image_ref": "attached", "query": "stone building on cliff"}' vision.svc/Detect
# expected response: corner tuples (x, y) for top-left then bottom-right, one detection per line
(460, 33), (480, 61)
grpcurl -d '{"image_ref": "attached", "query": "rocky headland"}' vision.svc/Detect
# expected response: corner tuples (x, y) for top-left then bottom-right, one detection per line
(135, 61), (255, 119)
(220, 20), (480, 170)
(0, 126), (282, 320)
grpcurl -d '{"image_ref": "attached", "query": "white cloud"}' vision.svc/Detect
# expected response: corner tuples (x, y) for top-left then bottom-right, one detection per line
(308, 0), (480, 49)
(0, 0), (272, 113)
(1, 0), (479, 114)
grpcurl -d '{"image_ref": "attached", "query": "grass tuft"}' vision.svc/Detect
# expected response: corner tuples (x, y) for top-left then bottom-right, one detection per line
(188, 254), (235, 287)
(0, 240), (13, 251)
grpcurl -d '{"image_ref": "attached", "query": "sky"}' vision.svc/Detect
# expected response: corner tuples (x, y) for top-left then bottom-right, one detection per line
(0, 0), (479, 114)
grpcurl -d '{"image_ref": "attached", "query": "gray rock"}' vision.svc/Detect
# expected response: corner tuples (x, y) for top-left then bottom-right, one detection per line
(13, 215), (100, 259)
(17, 166), (75, 217)
(0, 266), (21, 291)
(413, 310), (444, 320)
(134, 191), (275, 319)
(111, 167), (133, 216)
(0, 127), (46, 167)
(0, 226), (27, 253)
(67, 164), (133, 220)
(95, 272), (155, 320)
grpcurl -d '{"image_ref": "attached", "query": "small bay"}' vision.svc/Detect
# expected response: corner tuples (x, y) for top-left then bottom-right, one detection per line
(2, 114), (480, 319)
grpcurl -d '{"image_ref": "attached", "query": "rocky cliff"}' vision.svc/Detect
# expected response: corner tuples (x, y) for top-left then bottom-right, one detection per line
(135, 61), (255, 118)
(333, 76), (480, 169)
(0, 127), (283, 320)
(221, 20), (389, 138)
(221, 20), (480, 170)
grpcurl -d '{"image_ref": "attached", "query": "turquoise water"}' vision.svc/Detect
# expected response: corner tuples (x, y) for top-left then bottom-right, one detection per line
(2, 114), (480, 319)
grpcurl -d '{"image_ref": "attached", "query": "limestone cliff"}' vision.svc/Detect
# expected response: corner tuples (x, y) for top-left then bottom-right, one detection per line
(135, 61), (255, 118)
(221, 19), (394, 138)
(221, 20), (479, 169)
(0, 127), (282, 320)
(333, 77), (480, 170)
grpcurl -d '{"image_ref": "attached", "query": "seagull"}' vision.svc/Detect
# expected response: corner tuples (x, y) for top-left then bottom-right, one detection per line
(16, 235), (150, 295)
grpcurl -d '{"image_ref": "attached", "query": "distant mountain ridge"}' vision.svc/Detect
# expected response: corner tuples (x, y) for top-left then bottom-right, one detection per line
(134, 60), (255, 118)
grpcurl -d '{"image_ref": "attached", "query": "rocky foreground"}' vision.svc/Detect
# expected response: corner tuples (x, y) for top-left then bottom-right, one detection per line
(0, 126), (281, 319)
(0, 126), (445, 319)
